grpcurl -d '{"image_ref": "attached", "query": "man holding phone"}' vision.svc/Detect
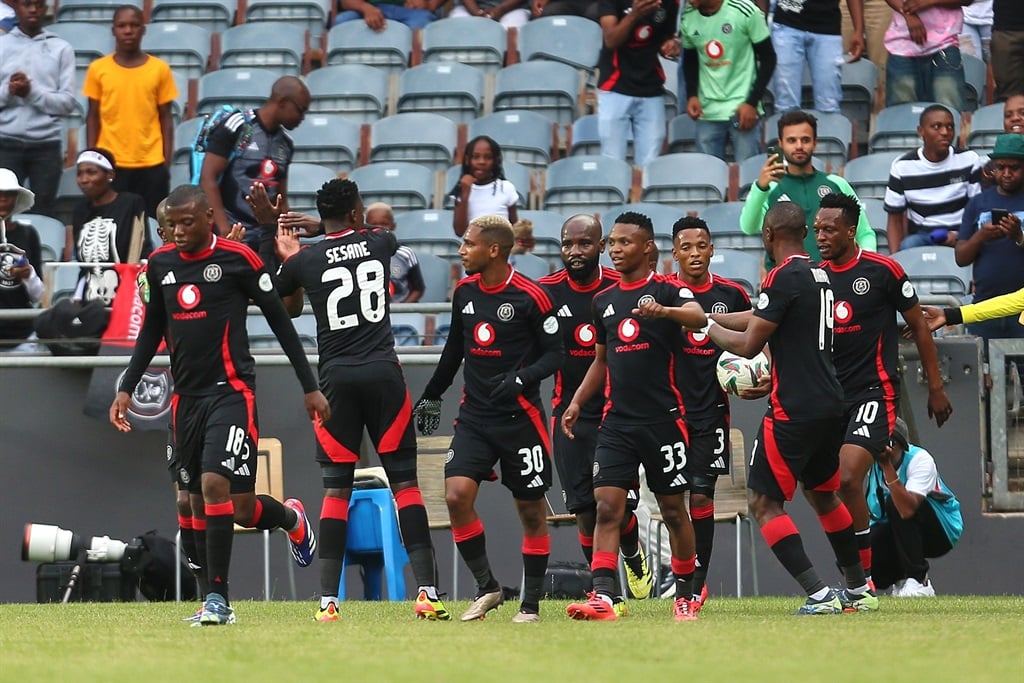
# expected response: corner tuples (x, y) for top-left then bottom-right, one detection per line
(954, 133), (1024, 350)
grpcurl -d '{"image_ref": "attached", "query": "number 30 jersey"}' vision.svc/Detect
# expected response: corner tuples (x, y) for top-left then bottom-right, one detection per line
(277, 227), (398, 370)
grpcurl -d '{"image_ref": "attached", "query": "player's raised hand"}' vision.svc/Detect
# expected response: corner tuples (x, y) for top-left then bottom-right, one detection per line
(561, 403), (580, 439)
(413, 396), (442, 435)
(246, 182), (282, 225)
(633, 300), (665, 319)
(276, 223), (301, 261)
(224, 222), (246, 242)
(109, 391), (132, 433)
(278, 211), (322, 238)
(305, 390), (330, 424)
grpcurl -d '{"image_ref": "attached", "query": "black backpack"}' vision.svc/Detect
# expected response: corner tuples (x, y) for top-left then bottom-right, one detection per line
(122, 531), (197, 602)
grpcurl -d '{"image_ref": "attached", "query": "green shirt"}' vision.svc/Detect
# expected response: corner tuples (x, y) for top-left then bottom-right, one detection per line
(739, 169), (878, 266)
(679, 0), (770, 122)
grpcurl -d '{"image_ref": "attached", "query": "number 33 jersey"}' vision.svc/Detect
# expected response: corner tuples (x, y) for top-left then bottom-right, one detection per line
(277, 227), (399, 370)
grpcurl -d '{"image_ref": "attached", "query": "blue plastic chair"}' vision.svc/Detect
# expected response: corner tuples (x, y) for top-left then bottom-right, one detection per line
(339, 488), (410, 601)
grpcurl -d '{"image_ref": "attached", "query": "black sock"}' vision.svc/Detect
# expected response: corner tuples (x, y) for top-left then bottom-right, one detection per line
(819, 506), (866, 589)
(762, 514), (826, 596)
(319, 502), (348, 597)
(522, 535), (550, 607)
(690, 502), (715, 595)
(454, 521), (497, 592)
(178, 521), (208, 596)
(249, 494), (292, 530)
(592, 568), (617, 598)
(395, 489), (437, 588)
(204, 503), (234, 603)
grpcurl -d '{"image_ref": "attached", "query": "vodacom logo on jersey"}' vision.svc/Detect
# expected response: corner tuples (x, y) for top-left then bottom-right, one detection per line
(574, 323), (596, 347)
(688, 329), (712, 346)
(173, 284), (207, 320)
(470, 321), (502, 356)
(705, 40), (725, 60)
(834, 300), (854, 325)
(617, 318), (640, 343)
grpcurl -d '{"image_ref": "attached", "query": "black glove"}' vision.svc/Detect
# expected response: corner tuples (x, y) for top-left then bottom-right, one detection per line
(488, 371), (524, 403)
(413, 397), (442, 435)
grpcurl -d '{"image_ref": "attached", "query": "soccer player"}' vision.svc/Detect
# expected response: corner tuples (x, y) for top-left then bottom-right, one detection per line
(275, 179), (448, 622)
(110, 184), (329, 626)
(563, 212), (707, 622)
(704, 201), (878, 614)
(815, 192), (953, 588)
(537, 215), (653, 607)
(669, 216), (753, 608)
(413, 214), (563, 623)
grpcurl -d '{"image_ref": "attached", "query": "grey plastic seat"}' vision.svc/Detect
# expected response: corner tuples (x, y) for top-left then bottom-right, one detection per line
(667, 114), (698, 154)
(197, 68), (276, 115)
(397, 63), (485, 125)
(601, 202), (686, 252)
(55, 0), (139, 23)
(870, 103), (962, 154)
(517, 15), (601, 72)
(860, 197), (889, 253)
(518, 209), (568, 257)
(54, 167), (81, 227)
(393, 210), (460, 262)
(468, 110), (555, 169)
(172, 117), (204, 168)
(289, 115), (361, 173)
(421, 17), (506, 74)
(843, 151), (903, 201)
(350, 162), (435, 213)
(151, 0), (237, 33)
(701, 202), (763, 254)
(370, 113), (458, 173)
(569, 114), (633, 160)
(326, 21), (412, 76)
(966, 103), (1004, 156)
(765, 110), (852, 172)
(47, 22), (113, 86)
(219, 22), (305, 77)
(640, 153), (729, 212)
(18, 214), (67, 263)
(708, 248), (762, 296)
(542, 155), (633, 216)
(493, 62), (582, 132)
(510, 252), (551, 280)
(962, 53), (987, 113)
(142, 22), (211, 81)
(411, 251), (455, 301)
(244, 0), (331, 36)
(390, 313), (427, 346)
(701, 201), (746, 232)
(284, 163), (338, 214)
(306, 64), (388, 124)
(839, 58), (878, 154)
(890, 245), (972, 297)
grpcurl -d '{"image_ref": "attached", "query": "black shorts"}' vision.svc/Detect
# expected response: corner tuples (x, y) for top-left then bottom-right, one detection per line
(165, 424), (183, 491)
(842, 395), (897, 456)
(446, 409), (552, 500)
(314, 361), (417, 481)
(593, 419), (690, 495)
(747, 414), (844, 502)
(685, 413), (731, 490)
(171, 391), (259, 495)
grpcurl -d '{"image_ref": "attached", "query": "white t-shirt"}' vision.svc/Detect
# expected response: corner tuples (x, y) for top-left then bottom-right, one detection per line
(900, 449), (939, 498)
(464, 179), (518, 222)
(963, 0), (993, 26)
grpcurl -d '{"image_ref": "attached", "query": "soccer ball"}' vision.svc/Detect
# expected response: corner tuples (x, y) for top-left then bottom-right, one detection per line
(716, 351), (770, 396)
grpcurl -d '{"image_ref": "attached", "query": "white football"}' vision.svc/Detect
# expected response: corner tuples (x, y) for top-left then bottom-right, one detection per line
(716, 351), (770, 396)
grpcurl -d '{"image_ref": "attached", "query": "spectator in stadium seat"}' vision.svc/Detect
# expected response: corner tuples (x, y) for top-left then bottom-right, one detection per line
(510, 218), (535, 255)
(451, 136), (519, 237)
(365, 202), (425, 303)
(867, 417), (961, 597)
(681, 0), (776, 162)
(0, 0), (77, 219)
(0, 167), (43, 351)
(531, 0), (599, 21)
(885, 104), (981, 252)
(84, 5), (176, 222)
(332, 0), (442, 30)
(991, 0), (1024, 102)
(449, 0), (529, 28)
(882, 0), (970, 111)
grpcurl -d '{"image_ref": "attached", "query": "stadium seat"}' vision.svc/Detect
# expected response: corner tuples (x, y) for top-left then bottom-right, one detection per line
(413, 251), (456, 302)
(421, 17), (506, 74)
(18, 214), (67, 263)
(468, 110), (555, 170)
(640, 153), (729, 212)
(141, 22), (211, 81)
(660, 55), (679, 120)
(326, 21), (412, 76)
(350, 162), (435, 213)
(172, 117), (204, 169)
(45, 261), (82, 304)
(509, 252), (551, 280)
(169, 71), (188, 127)
(708, 248), (762, 296)
(869, 103), (962, 154)
(289, 115), (361, 173)
(284, 163), (337, 215)
(966, 103), (1004, 156)
(46, 22), (113, 87)
(839, 58), (877, 155)
(393, 209), (459, 259)
(292, 312), (318, 349)
(55, 0), (140, 23)
(962, 53), (987, 113)
(246, 314), (316, 350)
(542, 155), (632, 217)
(369, 113), (458, 173)
(306, 64), (389, 124)
(667, 114), (698, 154)
(843, 151), (903, 201)
(338, 487), (410, 601)
(53, 167), (81, 228)
(569, 114), (633, 160)
(890, 245), (972, 297)
(219, 23), (306, 77)
(397, 63), (485, 125)
(244, 0), (331, 37)
(701, 201), (745, 232)
(601, 202), (685, 252)
(493, 62), (582, 133)
(196, 68), (276, 115)
(391, 313), (428, 346)
(169, 164), (190, 191)
(701, 203), (763, 255)
(765, 110), (853, 172)
(518, 209), (568, 258)
(442, 161), (530, 210)
(517, 15), (602, 73)
(860, 197), (889, 252)
(151, 0), (236, 33)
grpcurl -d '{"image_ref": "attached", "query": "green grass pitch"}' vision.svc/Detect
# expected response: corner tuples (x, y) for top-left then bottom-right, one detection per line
(2, 596), (1021, 683)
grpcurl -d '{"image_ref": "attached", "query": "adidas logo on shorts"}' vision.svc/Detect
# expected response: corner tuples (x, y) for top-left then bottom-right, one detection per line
(526, 475), (545, 488)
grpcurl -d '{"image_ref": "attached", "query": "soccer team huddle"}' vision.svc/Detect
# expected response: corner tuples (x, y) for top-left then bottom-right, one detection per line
(111, 177), (951, 625)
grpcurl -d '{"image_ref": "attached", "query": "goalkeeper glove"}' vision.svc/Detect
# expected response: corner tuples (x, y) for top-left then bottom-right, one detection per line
(413, 397), (442, 435)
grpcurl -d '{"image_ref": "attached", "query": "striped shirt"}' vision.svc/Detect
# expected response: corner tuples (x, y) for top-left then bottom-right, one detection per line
(884, 147), (982, 235)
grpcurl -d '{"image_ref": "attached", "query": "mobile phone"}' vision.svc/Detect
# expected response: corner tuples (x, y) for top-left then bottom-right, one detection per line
(766, 146), (786, 169)
(992, 209), (1010, 225)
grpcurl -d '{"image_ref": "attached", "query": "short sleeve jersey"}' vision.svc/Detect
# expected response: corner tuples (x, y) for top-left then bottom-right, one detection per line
(680, 0), (771, 122)
(447, 270), (560, 420)
(206, 110), (294, 230)
(822, 250), (918, 400)
(143, 237), (275, 395)
(673, 273), (751, 419)
(277, 227), (399, 371)
(598, 0), (679, 97)
(755, 255), (844, 420)
(389, 244), (421, 302)
(539, 266), (621, 420)
(593, 272), (688, 425)
(773, 0), (843, 35)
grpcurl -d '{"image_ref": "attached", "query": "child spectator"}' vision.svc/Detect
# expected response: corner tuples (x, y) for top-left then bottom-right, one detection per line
(0, 167), (43, 350)
(451, 135), (519, 237)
